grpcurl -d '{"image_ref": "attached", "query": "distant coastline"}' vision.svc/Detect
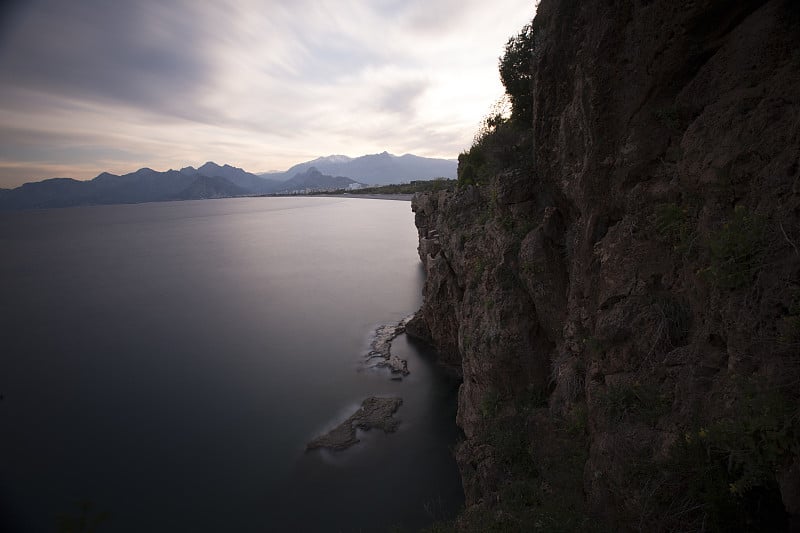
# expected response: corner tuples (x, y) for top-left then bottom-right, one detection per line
(306, 193), (414, 201)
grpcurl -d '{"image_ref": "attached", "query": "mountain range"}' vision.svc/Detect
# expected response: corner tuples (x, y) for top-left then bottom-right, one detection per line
(261, 152), (456, 186)
(0, 152), (456, 211)
(279, 167), (361, 193)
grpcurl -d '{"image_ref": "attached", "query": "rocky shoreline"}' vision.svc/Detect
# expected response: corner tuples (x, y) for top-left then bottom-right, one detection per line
(306, 316), (417, 451)
(306, 396), (403, 451)
(363, 314), (413, 378)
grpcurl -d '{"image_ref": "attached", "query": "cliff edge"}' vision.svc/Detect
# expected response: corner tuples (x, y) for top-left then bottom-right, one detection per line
(413, 0), (800, 530)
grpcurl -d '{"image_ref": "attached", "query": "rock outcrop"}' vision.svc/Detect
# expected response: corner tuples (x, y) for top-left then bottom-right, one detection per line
(413, 0), (800, 530)
(306, 397), (403, 451)
(364, 315), (413, 378)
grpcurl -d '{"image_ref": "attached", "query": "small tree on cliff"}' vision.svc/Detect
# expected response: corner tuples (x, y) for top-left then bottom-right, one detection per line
(457, 21), (535, 186)
(499, 23), (534, 125)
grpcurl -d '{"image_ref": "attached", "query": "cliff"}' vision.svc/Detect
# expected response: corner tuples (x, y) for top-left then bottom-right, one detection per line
(412, 0), (800, 530)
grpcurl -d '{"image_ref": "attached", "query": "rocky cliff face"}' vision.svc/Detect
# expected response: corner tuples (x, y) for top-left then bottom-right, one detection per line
(413, 1), (800, 530)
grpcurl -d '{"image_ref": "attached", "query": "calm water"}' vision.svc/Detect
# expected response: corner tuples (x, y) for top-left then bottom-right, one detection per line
(0, 197), (462, 532)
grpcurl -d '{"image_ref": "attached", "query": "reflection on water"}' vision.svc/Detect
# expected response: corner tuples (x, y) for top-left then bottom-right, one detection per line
(0, 197), (462, 532)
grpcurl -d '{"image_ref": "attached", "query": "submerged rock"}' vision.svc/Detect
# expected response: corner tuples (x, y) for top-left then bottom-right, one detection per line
(364, 315), (413, 377)
(306, 396), (403, 451)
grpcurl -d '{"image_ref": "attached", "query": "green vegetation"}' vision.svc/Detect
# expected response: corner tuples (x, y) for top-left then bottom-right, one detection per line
(651, 294), (692, 348)
(486, 416), (539, 478)
(466, 407), (594, 533)
(702, 206), (767, 289)
(653, 202), (696, 257)
(517, 384), (550, 411)
(471, 258), (486, 289)
(648, 384), (798, 532)
(457, 23), (534, 187)
(321, 178), (456, 196)
(654, 201), (772, 292)
(564, 403), (588, 437)
(597, 382), (671, 426)
(466, 383), (593, 532)
(457, 112), (528, 187)
(499, 24), (535, 126)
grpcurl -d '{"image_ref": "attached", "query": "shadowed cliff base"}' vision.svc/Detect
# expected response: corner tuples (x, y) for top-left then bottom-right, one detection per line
(413, 0), (800, 531)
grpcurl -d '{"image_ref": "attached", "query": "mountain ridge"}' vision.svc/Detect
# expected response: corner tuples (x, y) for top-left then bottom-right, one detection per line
(276, 167), (362, 193)
(260, 151), (456, 185)
(0, 152), (454, 210)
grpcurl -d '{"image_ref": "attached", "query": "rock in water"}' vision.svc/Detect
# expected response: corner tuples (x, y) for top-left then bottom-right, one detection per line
(365, 315), (413, 377)
(306, 396), (403, 451)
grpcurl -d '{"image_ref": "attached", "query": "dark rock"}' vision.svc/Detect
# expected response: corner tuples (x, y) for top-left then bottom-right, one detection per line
(364, 315), (412, 377)
(412, 0), (800, 528)
(404, 312), (432, 344)
(778, 458), (800, 516)
(306, 397), (403, 451)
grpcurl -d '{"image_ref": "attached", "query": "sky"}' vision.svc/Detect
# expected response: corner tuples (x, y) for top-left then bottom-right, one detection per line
(0, 0), (535, 188)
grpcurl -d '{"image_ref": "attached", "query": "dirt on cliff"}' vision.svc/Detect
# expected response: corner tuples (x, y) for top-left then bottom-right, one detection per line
(413, 1), (800, 531)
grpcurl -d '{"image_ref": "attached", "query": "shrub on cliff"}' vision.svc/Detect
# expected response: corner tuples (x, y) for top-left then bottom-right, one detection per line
(700, 206), (767, 289)
(457, 22), (534, 187)
(641, 382), (799, 532)
(499, 23), (534, 125)
(457, 118), (529, 186)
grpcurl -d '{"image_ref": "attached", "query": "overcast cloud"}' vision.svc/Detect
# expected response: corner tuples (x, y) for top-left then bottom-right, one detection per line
(0, 0), (534, 187)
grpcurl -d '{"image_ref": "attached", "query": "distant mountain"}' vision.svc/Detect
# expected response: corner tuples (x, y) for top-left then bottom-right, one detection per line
(175, 175), (249, 200)
(181, 162), (280, 194)
(276, 167), (362, 193)
(261, 152), (456, 186)
(0, 152), (456, 211)
(0, 163), (279, 211)
(89, 168), (197, 204)
(0, 178), (91, 210)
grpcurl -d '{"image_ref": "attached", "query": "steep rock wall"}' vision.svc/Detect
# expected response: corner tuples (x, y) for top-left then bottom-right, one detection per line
(413, 0), (800, 530)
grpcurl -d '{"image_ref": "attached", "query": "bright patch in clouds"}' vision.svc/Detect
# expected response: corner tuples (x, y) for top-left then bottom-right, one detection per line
(0, 0), (534, 187)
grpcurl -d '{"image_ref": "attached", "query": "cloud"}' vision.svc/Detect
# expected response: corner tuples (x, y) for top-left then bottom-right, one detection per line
(377, 79), (429, 114)
(0, 1), (212, 118)
(0, 0), (535, 187)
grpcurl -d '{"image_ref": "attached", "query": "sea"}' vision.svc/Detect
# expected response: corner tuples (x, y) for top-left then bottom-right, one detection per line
(0, 197), (463, 532)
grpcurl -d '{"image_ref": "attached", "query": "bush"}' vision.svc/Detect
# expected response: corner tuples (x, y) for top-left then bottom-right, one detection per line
(499, 23), (535, 125)
(659, 386), (798, 531)
(457, 119), (531, 187)
(597, 382), (671, 426)
(456, 20), (535, 187)
(703, 206), (766, 289)
(653, 202), (696, 257)
(651, 294), (692, 348)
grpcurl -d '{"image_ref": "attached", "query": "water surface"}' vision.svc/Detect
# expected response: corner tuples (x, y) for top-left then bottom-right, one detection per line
(0, 197), (462, 532)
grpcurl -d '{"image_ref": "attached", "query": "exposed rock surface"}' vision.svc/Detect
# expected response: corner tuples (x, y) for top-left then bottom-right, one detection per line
(403, 311), (432, 344)
(306, 397), (403, 451)
(364, 315), (413, 377)
(413, 0), (800, 530)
